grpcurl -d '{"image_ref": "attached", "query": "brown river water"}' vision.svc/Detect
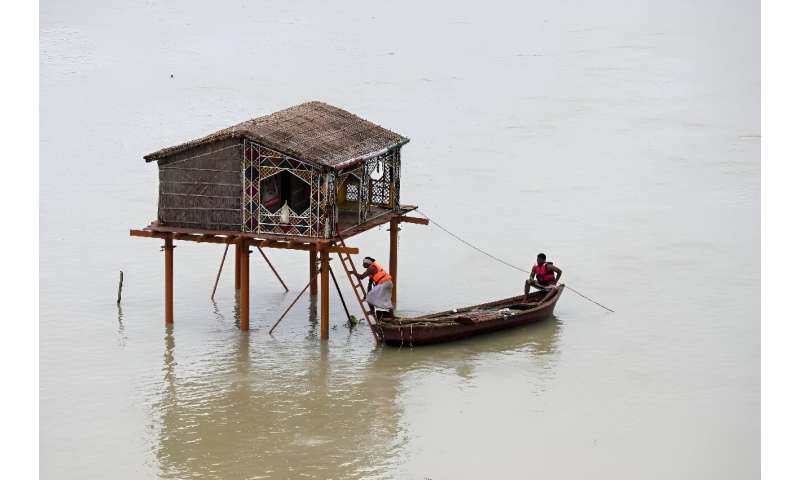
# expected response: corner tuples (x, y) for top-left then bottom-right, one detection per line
(40, 1), (759, 478)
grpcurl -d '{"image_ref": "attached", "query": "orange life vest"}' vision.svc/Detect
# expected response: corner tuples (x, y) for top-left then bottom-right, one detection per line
(534, 262), (556, 284)
(369, 261), (392, 285)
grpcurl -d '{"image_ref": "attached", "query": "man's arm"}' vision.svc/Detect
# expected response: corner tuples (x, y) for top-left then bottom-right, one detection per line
(355, 264), (376, 280)
(550, 264), (563, 283)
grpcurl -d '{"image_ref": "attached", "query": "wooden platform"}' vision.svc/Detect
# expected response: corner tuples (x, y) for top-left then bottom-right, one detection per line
(130, 205), (422, 253)
(129, 204), (428, 338)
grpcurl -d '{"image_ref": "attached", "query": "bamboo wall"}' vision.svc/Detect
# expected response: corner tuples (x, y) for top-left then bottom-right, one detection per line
(157, 138), (243, 231)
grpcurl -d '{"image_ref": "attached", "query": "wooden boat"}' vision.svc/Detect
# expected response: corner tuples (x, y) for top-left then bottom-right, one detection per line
(376, 284), (564, 346)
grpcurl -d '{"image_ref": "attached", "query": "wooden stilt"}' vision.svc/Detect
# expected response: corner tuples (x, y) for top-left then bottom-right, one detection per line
(309, 245), (318, 296)
(164, 235), (174, 324)
(235, 240), (242, 291)
(240, 239), (250, 331)
(389, 219), (399, 305)
(320, 249), (330, 340)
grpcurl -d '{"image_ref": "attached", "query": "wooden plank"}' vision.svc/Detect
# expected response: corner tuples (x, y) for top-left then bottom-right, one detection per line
(131, 229), (359, 254)
(135, 204), (418, 243)
(397, 216), (429, 225)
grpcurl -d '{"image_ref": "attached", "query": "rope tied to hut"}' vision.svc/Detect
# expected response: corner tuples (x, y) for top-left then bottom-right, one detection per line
(415, 209), (615, 313)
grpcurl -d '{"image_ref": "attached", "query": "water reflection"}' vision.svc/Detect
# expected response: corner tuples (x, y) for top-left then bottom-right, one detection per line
(116, 303), (127, 348)
(153, 316), (561, 478)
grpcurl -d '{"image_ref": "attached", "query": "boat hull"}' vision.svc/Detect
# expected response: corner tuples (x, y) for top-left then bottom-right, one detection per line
(378, 285), (564, 346)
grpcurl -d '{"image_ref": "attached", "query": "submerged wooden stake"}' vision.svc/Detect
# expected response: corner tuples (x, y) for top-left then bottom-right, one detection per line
(389, 219), (399, 305)
(320, 249), (330, 340)
(234, 241), (241, 291)
(309, 245), (318, 295)
(164, 235), (174, 324)
(117, 270), (124, 305)
(240, 239), (250, 331)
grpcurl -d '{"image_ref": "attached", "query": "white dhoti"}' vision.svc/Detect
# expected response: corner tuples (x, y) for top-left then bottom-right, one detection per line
(366, 280), (394, 310)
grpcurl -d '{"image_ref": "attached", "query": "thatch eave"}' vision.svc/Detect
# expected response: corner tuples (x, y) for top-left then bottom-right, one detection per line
(143, 101), (408, 169)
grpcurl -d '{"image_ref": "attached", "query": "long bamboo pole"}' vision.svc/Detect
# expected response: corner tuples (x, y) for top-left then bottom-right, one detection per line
(329, 267), (352, 321)
(211, 243), (229, 299)
(269, 268), (319, 335)
(389, 219), (399, 305)
(257, 246), (289, 292)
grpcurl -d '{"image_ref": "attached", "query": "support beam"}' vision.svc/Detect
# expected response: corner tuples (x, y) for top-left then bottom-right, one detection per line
(257, 246), (289, 292)
(164, 235), (174, 324)
(320, 249), (330, 340)
(389, 219), (399, 305)
(239, 239), (250, 331)
(234, 241), (241, 291)
(211, 243), (229, 300)
(130, 229), (359, 254)
(397, 215), (430, 226)
(309, 245), (318, 296)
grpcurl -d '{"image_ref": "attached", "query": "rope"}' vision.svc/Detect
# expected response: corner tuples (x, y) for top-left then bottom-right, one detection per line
(415, 209), (615, 313)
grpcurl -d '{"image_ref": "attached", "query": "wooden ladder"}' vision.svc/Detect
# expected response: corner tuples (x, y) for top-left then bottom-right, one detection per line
(331, 235), (382, 342)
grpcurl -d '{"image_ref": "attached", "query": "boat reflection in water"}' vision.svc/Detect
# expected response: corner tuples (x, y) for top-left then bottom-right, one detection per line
(152, 310), (562, 479)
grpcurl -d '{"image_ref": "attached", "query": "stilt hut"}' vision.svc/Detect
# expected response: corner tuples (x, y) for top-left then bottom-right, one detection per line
(132, 101), (428, 339)
(144, 101), (409, 238)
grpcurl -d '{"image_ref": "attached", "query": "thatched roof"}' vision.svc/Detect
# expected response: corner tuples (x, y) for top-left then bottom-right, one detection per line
(144, 101), (409, 168)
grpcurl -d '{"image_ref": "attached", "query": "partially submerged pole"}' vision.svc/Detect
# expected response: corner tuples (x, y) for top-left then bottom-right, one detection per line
(269, 276), (315, 335)
(235, 241), (242, 291)
(239, 238), (250, 331)
(164, 235), (174, 324)
(389, 219), (399, 305)
(320, 249), (330, 340)
(329, 267), (352, 321)
(309, 245), (318, 295)
(117, 270), (124, 305)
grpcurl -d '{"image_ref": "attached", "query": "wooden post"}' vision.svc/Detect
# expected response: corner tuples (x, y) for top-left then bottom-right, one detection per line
(240, 239), (250, 331)
(389, 219), (399, 305)
(320, 249), (330, 340)
(164, 235), (174, 324)
(234, 240), (241, 291)
(309, 245), (318, 295)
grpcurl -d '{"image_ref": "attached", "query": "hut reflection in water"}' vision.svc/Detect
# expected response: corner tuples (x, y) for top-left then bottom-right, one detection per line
(154, 315), (561, 478)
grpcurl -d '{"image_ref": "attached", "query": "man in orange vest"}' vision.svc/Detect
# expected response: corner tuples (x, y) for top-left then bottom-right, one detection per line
(354, 256), (394, 315)
(525, 253), (562, 301)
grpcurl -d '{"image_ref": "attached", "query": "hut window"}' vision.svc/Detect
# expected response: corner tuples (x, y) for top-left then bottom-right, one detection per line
(346, 182), (360, 202)
(260, 171), (311, 214)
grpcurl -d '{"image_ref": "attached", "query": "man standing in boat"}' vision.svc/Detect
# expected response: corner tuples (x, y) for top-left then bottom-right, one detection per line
(525, 253), (562, 300)
(354, 256), (394, 315)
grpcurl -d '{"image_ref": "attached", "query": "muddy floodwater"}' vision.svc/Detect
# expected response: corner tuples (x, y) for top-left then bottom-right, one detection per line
(40, 0), (759, 478)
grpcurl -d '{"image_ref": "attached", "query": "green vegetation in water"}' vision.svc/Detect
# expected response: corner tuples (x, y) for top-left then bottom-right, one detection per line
(346, 315), (363, 329)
